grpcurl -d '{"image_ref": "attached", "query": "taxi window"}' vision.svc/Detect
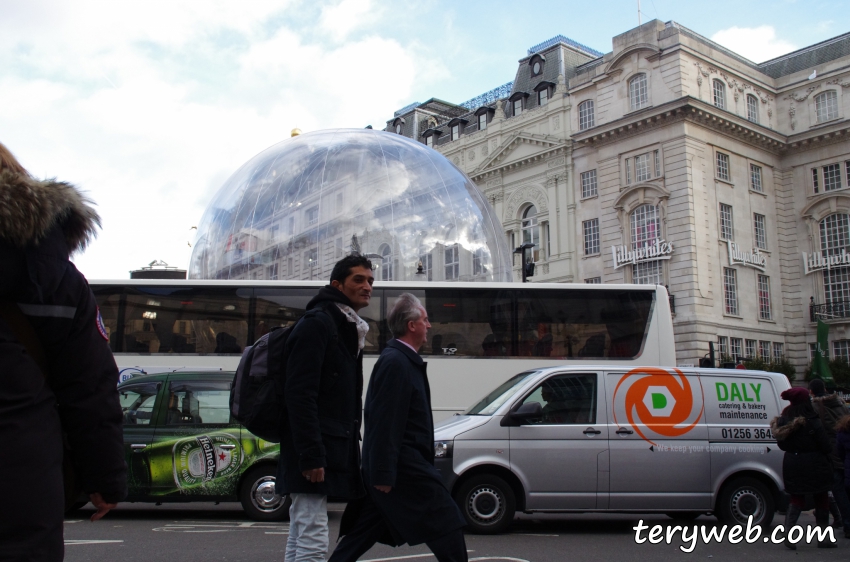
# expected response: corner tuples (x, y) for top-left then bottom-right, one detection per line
(518, 373), (597, 424)
(166, 381), (232, 425)
(119, 383), (159, 425)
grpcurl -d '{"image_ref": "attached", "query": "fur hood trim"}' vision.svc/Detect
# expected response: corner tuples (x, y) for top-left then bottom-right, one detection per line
(0, 170), (100, 253)
(836, 414), (850, 434)
(771, 415), (808, 441)
(812, 393), (845, 407)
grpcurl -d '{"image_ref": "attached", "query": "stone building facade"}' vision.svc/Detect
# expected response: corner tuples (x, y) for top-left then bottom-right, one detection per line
(385, 21), (850, 370)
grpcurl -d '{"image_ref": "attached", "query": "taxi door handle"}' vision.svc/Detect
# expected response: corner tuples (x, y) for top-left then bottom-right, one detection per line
(131, 444), (147, 452)
(616, 428), (634, 435)
(220, 445), (236, 450)
(583, 428), (602, 435)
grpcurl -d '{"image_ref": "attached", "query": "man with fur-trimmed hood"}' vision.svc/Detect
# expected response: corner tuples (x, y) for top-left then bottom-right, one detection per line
(0, 142), (127, 561)
(809, 378), (850, 536)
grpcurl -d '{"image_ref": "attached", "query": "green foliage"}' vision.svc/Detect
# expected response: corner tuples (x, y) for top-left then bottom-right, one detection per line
(742, 356), (796, 384)
(804, 357), (850, 389)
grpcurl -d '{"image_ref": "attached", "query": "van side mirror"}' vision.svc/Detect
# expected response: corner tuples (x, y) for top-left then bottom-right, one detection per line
(512, 401), (543, 420)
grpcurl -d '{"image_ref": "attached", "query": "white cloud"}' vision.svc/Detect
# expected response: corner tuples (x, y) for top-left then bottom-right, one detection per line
(0, 0), (440, 279)
(710, 26), (797, 63)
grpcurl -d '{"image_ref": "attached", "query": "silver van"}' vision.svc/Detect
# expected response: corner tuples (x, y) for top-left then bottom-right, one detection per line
(433, 366), (790, 534)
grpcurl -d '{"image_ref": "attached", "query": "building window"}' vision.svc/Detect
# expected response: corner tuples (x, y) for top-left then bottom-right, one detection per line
(335, 237), (343, 258)
(757, 274), (772, 320)
(581, 170), (597, 198)
(820, 213), (850, 304)
(723, 268), (738, 315)
(833, 340), (850, 361)
(753, 213), (767, 250)
(815, 90), (839, 123)
(712, 79), (726, 110)
(773, 342), (784, 362)
(583, 218), (600, 255)
(635, 153), (651, 182)
(380, 244), (393, 281)
(522, 205), (540, 261)
(625, 158), (631, 184)
(813, 168), (820, 193)
(513, 99), (523, 116)
(810, 342), (829, 361)
(287, 217), (295, 235)
(654, 150), (661, 177)
(395, 123), (402, 134)
(846, 160), (850, 188)
(824, 163), (842, 192)
(719, 203), (734, 240)
(745, 339), (756, 359)
(336, 192), (343, 213)
(269, 225), (279, 243)
(287, 257), (294, 277)
(579, 100), (595, 130)
(267, 263), (279, 280)
(419, 252), (432, 281)
(750, 164), (763, 193)
(451, 124), (459, 141)
(538, 88), (548, 105)
(746, 94), (759, 123)
(716, 152), (730, 181)
(478, 113), (487, 131)
(306, 206), (319, 226)
(473, 248), (485, 276)
(629, 74), (648, 110)
(585, 277), (601, 284)
(444, 244), (459, 280)
(304, 248), (318, 278)
(730, 338), (743, 361)
(718, 336), (729, 358)
(425, 135), (433, 148)
(630, 204), (662, 284)
(759, 341), (771, 360)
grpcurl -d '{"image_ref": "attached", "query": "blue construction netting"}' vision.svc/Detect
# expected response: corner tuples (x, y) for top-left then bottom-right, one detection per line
(394, 102), (421, 117)
(460, 82), (514, 110)
(527, 35), (603, 58)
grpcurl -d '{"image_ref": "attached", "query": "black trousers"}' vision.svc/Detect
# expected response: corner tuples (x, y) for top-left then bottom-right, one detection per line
(328, 495), (467, 562)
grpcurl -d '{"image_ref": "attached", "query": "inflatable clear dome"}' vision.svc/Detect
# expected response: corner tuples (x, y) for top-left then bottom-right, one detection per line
(189, 129), (513, 282)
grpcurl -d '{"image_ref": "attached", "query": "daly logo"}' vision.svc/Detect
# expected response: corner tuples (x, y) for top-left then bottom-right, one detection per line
(612, 367), (704, 445)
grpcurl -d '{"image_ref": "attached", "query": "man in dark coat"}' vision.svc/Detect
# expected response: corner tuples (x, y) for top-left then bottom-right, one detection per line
(276, 255), (374, 562)
(809, 378), (850, 535)
(0, 142), (127, 561)
(771, 386), (836, 549)
(330, 293), (467, 562)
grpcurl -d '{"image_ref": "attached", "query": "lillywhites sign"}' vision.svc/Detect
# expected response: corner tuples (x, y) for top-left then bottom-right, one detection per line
(611, 239), (673, 270)
(802, 250), (850, 275)
(727, 241), (766, 271)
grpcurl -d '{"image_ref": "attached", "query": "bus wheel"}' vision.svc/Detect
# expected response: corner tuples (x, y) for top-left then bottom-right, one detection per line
(716, 477), (774, 527)
(454, 474), (516, 534)
(239, 466), (291, 521)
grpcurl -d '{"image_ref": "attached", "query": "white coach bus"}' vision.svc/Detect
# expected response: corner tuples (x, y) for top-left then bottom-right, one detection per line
(91, 280), (675, 421)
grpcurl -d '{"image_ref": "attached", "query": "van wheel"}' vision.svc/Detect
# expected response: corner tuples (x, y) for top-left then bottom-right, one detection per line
(239, 466), (290, 521)
(716, 477), (774, 527)
(454, 474), (516, 535)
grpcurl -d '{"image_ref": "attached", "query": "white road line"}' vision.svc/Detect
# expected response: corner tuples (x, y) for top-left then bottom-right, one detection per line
(510, 532), (559, 537)
(264, 532), (289, 535)
(64, 540), (124, 545)
(360, 551), (474, 562)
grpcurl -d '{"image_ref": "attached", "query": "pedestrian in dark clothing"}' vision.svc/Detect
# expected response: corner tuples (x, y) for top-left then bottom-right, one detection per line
(330, 293), (468, 562)
(809, 378), (850, 534)
(0, 142), (127, 562)
(276, 255), (374, 562)
(836, 414), (850, 538)
(771, 386), (836, 549)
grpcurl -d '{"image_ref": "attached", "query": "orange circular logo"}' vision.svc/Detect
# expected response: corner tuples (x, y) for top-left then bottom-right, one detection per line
(612, 367), (704, 445)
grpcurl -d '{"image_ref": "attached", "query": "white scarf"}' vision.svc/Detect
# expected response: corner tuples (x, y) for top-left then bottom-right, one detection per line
(335, 303), (369, 351)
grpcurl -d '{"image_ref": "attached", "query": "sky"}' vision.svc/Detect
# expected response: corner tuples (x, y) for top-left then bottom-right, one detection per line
(0, 0), (846, 279)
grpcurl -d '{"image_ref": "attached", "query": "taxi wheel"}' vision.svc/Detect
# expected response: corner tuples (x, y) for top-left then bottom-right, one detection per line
(239, 466), (291, 521)
(716, 476), (775, 527)
(454, 474), (516, 535)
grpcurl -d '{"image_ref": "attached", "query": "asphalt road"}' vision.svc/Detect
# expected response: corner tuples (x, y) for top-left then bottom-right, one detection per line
(64, 502), (848, 562)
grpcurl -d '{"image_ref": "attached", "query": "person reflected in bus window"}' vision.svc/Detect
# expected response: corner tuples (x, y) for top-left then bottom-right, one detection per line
(533, 321), (553, 357)
(430, 334), (442, 356)
(214, 331), (241, 353)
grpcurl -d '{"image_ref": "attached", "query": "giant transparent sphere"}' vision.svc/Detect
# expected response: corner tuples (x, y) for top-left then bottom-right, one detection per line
(189, 129), (513, 282)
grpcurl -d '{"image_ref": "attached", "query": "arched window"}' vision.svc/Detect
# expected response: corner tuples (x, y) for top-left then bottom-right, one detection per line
(820, 213), (850, 303)
(579, 100), (595, 130)
(629, 74), (648, 111)
(712, 79), (726, 110)
(522, 205), (541, 261)
(746, 94), (759, 123)
(815, 91), (838, 123)
(630, 204), (662, 284)
(380, 244), (393, 281)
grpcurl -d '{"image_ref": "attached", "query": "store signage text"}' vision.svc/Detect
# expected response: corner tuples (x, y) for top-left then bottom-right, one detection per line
(802, 250), (850, 275)
(727, 241), (766, 271)
(611, 239), (674, 270)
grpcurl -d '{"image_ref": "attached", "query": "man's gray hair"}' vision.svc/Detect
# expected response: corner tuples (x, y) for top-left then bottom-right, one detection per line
(388, 293), (424, 337)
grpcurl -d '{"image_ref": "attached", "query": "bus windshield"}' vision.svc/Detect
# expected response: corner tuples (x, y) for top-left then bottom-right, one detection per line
(464, 371), (540, 416)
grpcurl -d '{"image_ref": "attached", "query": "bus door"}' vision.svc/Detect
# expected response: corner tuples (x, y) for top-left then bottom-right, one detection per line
(509, 371), (608, 510)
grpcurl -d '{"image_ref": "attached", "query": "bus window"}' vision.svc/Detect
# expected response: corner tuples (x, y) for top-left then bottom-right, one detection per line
(253, 287), (382, 354)
(386, 289), (512, 357)
(122, 287), (250, 354)
(516, 289), (653, 359)
(92, 285), (122, 352)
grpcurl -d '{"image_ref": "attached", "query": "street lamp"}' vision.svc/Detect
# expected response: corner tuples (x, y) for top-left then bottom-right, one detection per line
(513, 243), (535, 283)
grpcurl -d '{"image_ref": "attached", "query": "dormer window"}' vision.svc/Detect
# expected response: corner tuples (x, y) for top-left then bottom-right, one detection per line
(392, 117), (405, 134)
(421, 128), (442, 148)
(513, 99), (522, 115)
(529, 54), (545, 77)
(478, 113), (487, 131)
(446, 117), (468, 141)
(451, 124), (459, 141)
(508, 92), (529, 117)
(426, 136), (433, 147)
(395, 124), (402, 134)
(474, 106), (494, 132)
(534, 81), (554, 107)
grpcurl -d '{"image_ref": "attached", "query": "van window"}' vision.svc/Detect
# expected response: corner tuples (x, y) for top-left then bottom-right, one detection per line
(518, 373), (597, 424)
(465, 371), (539, 415)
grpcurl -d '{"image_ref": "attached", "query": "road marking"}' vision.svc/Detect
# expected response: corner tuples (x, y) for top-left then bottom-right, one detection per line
(64, 540), (124, 545)
(510, 532), (559, 537)
(154, 523), (289, 533)
(265, 532), (289, 535)
(360, 551), (474, 562)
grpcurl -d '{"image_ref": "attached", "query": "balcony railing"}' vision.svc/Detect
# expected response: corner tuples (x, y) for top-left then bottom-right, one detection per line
(810, 298), (850, 321)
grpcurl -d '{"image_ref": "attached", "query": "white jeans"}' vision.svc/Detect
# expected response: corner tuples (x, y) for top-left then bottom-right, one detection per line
(286, 494), (329, 562)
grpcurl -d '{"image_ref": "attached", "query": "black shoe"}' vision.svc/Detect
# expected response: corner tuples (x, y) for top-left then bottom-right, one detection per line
(818, 539), (837, 549)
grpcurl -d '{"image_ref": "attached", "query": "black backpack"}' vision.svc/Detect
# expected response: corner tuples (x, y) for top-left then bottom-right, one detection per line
(230, 308), (338, 442)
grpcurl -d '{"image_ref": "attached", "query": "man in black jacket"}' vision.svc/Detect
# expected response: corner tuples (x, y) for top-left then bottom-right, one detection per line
(330, 293), (467, 562)
(0, 142), (127, 561)
(277, 255), (374, 562)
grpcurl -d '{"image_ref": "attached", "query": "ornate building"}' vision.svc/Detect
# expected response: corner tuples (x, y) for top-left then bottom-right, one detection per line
(385, 20), (850, 370)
